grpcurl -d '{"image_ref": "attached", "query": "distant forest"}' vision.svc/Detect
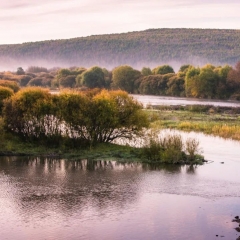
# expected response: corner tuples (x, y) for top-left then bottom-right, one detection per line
(0, 28), (240, 70)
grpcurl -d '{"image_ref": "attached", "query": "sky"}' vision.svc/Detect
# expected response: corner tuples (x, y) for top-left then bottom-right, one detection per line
(0, 0), (240, 45)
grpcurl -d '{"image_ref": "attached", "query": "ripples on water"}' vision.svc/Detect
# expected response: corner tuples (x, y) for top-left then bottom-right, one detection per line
(1, 146), (240, 240)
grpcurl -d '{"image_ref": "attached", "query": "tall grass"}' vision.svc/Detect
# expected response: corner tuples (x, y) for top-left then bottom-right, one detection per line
(178, 121), (240, 140)
(141, 130), (203, 164)
(147, 107), (240, 141)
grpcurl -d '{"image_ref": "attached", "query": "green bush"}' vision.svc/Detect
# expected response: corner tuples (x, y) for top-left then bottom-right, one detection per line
(0, 86), (14, 114)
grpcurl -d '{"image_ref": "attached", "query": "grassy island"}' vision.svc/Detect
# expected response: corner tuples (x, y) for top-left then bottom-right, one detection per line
(0, 87), (204, 165)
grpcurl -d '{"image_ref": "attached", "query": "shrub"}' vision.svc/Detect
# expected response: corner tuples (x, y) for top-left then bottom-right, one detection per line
(141, 131), (202, 163)
(0, 80), (20, 92)
(0, 86), (14, 114)
(185, 138), (200, 161)
(160, 134), (184, 163)
(141, 131), (163, 161)
(19, 75), (32, 86)
(3, 88), (148, 146)
(27, 77), (44, 86)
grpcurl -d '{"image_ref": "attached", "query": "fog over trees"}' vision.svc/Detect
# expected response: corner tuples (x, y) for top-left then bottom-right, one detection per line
(0, 28), (240, 71)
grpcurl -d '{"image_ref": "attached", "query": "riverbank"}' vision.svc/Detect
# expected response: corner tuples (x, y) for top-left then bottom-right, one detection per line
(0, 127), (205, 165)
(0, 136), (140, 161)
(0, 140), (205, 165)
(146, 105), (240, 141)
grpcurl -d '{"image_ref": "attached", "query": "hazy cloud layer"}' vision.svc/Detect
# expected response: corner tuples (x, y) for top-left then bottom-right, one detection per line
(0, 0), (240, 44)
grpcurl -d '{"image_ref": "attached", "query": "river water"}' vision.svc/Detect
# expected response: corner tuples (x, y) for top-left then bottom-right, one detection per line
(51, 91), (240, 108)
(132, 94), (240, 108)
(0, 130), (240, 240)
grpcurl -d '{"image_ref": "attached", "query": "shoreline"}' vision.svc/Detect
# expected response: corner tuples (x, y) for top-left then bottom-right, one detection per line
(0, 143), (205, 165)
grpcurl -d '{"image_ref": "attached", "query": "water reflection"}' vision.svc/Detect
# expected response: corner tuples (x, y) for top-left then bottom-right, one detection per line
(0, 157), (240, 240)
(0, 158), (143, 215)
(0, 157), (197, 176)
(0, 157), (194, 218)
(141, 162), (197, 174)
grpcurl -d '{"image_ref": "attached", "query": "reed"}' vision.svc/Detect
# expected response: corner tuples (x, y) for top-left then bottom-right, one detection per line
(141, 131), (203, 164)
(146, 108), (240, 141)
(178, 121), (240, 140)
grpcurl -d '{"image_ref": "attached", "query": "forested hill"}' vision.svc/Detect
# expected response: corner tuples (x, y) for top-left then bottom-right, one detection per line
(1, 28), (240, 70)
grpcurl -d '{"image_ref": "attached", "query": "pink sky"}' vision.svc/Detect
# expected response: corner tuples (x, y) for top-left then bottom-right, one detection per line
(1, 0), (240, 44)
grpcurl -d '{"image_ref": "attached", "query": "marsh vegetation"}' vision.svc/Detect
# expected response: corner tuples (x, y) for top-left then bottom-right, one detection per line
(1, 61), (240, 163)
(0, 87), (205, 164)
(146, 104), (240, 141)
(141, 131), (203, 164)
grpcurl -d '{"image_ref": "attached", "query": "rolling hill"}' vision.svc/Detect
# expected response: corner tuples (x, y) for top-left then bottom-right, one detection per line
(0, 28), (240, 71)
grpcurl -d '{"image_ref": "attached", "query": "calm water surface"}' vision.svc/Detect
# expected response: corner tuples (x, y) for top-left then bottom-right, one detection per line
(132, 94), (240, 108)
(1, 131), (240, 240)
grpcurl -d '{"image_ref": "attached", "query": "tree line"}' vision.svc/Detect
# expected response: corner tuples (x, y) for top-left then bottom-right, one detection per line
(1, 61), (240, 100)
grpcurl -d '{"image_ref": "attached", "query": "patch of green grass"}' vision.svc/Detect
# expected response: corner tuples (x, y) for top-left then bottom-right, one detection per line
(145, 109), (240, 141)
(0, 125), (142, 161)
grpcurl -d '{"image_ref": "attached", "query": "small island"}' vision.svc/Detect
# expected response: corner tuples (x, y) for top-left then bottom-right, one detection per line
(0, 86), (204, 164)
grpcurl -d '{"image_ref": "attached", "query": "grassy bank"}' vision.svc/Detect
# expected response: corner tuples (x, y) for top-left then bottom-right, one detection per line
(0, 134), (204, 164)
(146, 106), (240, 140)
(0, 117), (204, 164)
(0, 132), (140, 162)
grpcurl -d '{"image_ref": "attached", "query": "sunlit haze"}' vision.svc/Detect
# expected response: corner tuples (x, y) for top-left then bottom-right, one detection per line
(1, 0), (240, 44)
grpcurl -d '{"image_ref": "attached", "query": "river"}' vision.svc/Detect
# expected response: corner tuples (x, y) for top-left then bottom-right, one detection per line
(51, 91), (240, 108)
(132, 94), (240, 108)
(0, 130), (240, 240)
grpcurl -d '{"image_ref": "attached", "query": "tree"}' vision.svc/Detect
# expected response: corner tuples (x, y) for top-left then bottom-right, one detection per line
(112, 65), (141, 93)
(227, 61), (240, 93)
(178, 64), (192, 77)
(27, 78), (44, 86)
(56, 89), (148, 146)
(198, 65), (219, 98)
(81, 66), (106, 88)
(185, 65), (220, 98)
(0, 86), (13, 114)
(138, 74), (173, 95)
(0, 80), (20, 92)
(55, 68), (85, 88)
(166, 75), (185, 96)
(16, 67), (25, 75)
(55, 90), (89, 142)
(185, 67), (200, 97)
(19, 75), (32, 87)
(179, 64), (192, 73)
(59, 75), (76, 88)
(141, 67), (152, 76)
(85, 90), (148, 145)
(3, 87), (53, 140)
(102, 68), (112, 88)
(56, 68), (72, 79)
(152, 65), (175, 75)
(214, 65), (232, 99)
